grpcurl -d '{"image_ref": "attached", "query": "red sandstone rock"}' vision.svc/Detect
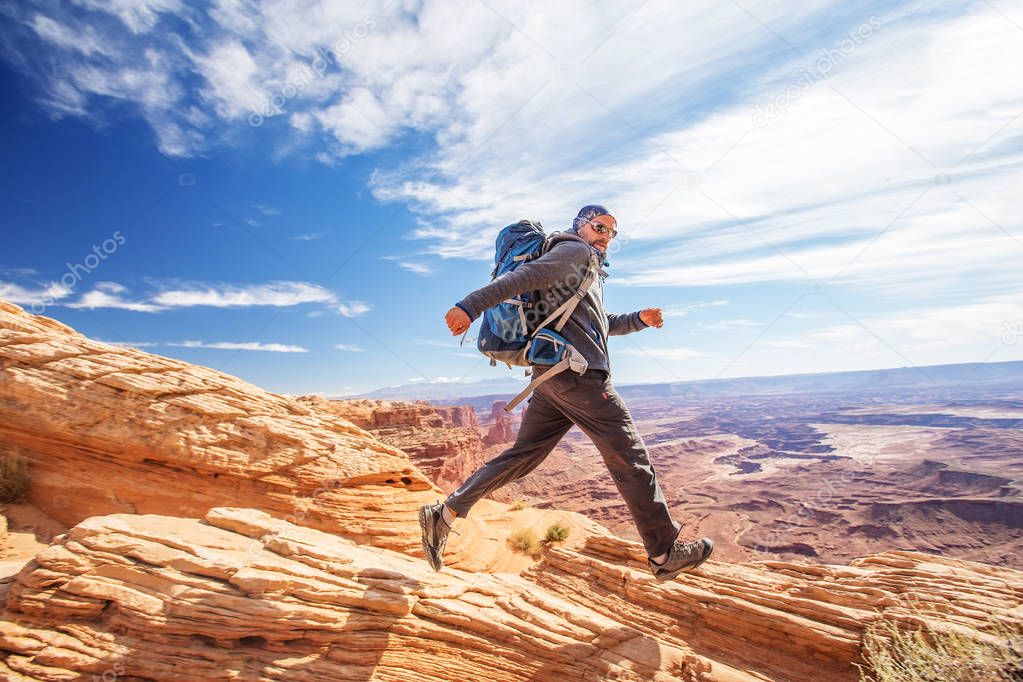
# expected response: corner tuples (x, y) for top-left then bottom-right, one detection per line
(2, 297), (1021, 680)
(0, 506), (1019, 681)
(0, 300), (600, 572)
(484, 401), (515, 445)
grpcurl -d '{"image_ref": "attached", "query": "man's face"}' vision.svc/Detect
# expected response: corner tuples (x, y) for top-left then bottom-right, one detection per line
(578, 214), (617, 251)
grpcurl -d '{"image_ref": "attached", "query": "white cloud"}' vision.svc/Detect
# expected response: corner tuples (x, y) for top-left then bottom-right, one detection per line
(700, 291), (1023, 380)
(30, 14), (114, 57)
(72, 0), (185, 34)
(410, 338), (459, 348)
(151, 281), (336, 307)
(65, 289), (166, 313)
(334, 343), (364, 351)
(618, 346), (706, 360)
(1, 267), (39, 277)
(192, 39), (267, 121)
(7, 1), (1022, 386)
(398, 261), (433, 275)
(94, 281), (127, 293)
(696, 319), (761, 331)
(97, 339), (159, 348)
(337, 300), (371, 317)
(34, 280), (348, 313)
(662, 299), (729, 317)
(313, 87), (395, 155)
(169, 340), (308, 352)
(0, 281), (73, 306)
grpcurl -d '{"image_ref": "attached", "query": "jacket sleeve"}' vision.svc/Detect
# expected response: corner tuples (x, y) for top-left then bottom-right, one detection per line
(455, 241), (592, 320)
(607, 311), (648, 336)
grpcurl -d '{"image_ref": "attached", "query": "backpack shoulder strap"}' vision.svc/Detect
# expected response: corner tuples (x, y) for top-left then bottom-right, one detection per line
(530, 245), (600, 335)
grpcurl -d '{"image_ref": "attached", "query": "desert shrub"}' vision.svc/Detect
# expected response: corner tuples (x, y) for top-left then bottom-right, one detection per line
(508, 528), (540, 557)
(543, 523), (569, 544)
(0, 453), (30, 503)
(509, 499), (528, 511)
(857, 607), (1023, 682)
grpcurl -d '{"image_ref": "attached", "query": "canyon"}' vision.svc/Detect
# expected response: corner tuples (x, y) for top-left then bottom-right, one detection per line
(1, 297), (1021, 680)
(442, 367), (1023, 569)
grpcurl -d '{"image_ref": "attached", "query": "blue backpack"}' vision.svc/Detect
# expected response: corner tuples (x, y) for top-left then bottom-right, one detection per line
(465, 219), (601, 411)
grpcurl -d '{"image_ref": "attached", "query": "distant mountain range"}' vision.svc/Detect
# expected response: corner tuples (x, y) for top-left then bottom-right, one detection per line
(351, 360), (1023, 403)
(355, 374), (533, 401)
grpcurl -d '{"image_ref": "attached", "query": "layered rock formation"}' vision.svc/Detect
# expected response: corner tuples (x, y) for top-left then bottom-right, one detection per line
(3, 298), (1022, 680)
(0, 300), (601, 573)
(483, 400), (515, 446)
(305, 397), (478, 431)
(300, 396), (490, 493)
(1, 506), (1020, 681)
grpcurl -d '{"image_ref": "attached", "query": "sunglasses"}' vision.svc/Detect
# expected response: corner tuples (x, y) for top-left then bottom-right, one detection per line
(583, 219), (618, 239)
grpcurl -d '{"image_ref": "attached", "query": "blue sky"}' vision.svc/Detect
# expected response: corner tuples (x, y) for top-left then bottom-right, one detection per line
(0, 0), (1021, 396)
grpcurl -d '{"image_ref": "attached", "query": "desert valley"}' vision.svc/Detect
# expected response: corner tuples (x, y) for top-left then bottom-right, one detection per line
(439, 362), (1023, 569)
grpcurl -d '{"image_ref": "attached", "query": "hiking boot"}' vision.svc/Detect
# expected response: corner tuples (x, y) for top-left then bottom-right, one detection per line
(648, 537), (714, 581)
(419, 501), (460, 571)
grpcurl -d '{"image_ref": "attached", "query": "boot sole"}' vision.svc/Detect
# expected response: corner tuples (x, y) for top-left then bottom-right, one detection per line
(419, 505), (443, 571)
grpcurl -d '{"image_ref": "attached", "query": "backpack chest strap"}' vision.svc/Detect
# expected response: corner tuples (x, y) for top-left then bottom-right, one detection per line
(504, 353), (572, 411)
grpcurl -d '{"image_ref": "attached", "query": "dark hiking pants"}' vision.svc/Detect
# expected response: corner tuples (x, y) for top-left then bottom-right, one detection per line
(444, 366), (681, 558)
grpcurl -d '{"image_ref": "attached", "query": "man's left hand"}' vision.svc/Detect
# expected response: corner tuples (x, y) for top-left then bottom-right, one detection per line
(639, 308), (663, 328)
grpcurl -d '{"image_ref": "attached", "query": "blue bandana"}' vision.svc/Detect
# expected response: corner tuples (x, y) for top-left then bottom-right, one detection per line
(571, 204), (614, 231)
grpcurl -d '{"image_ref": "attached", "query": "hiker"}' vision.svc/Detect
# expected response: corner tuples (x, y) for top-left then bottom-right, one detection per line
(420, 205), (713, 581)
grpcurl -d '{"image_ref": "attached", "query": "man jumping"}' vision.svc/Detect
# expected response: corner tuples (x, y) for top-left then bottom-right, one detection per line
(420, 204), (713, 581)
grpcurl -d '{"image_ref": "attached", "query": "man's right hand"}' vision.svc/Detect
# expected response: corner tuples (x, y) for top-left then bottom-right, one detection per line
(445, 306), (471, 335)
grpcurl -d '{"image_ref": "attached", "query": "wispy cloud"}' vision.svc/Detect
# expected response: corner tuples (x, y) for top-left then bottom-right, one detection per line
(253, 203), (279, 215)
(97, 339), (159, 348)
(66, 281), (164, 312)
(337, 301), (371, 317)
(381, 255), (434, 275)
(11, 279), (357, 314)
(618, 347), (706, 360)
(334, 343), (365, 352)
(29, 14), (115, 58)
(1, 267), (39, 277)
(695, 318), (761, 331)
(662, 300), (729, 317)
(5, 0), (1021, 387)
(410, 337), (459, 348)
(291, 232), (325, 241)
(97, 338), (308, 352)
(398, 261), (433, 275)
(168, 340), (308, 352)
(150, 281), (336, 308)
(0, 280), (73, 306)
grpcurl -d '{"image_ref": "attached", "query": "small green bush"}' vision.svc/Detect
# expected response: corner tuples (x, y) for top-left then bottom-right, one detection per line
(509, 499), (528, 511)
(543, 523), (569, 545)
(508, 528), (540, 557)
(0, 453), (30, 503)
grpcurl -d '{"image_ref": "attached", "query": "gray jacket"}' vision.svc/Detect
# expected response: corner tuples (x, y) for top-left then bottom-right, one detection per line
(455, 229), (648, 373)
